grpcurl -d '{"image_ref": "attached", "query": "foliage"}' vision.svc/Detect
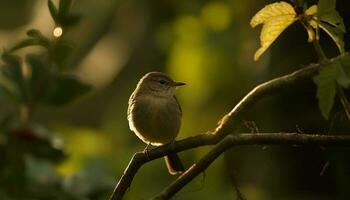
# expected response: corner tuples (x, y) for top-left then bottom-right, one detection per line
(0, 0), (114, 199)
(312, 55), (350, 118)
(250, 2), (297, 61)
(48, 0), (81, 28)
(251, 0), (349, 119)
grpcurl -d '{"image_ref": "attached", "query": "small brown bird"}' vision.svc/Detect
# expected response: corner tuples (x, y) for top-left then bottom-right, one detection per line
(127, 72), (185, 175)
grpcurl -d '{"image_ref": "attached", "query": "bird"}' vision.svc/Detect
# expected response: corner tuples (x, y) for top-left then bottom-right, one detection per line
(127, 72), (186, 175)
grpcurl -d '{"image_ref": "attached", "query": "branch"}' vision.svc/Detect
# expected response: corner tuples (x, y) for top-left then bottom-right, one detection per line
(153, 133), (350, 199)
(214, 61), (320, 137)
(109, 133), (218, 200)
(109, 54), (346, 200)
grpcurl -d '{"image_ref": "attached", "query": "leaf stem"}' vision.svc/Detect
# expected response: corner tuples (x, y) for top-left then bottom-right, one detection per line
(312, 39), (328, 63)
(337, 85), (350, 120)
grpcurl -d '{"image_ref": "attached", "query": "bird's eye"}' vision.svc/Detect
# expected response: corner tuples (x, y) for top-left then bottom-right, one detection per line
(159, 80), (166, 85)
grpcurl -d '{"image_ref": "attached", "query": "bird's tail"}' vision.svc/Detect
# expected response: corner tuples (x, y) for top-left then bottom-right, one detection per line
(164, 153), (185, 175)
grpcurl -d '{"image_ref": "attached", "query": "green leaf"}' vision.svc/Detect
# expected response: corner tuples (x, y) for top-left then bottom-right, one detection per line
(7, 30), (51, 53)
(1, 54), (23, 83)
(336, 69), (350, 88)
(58, 0), (73, 18)
(49, 40), (74, 66)
(7, 39), (44, 53)
(0, 84), (19, 101)
(312, 54), (350, 119)
(44, 73), (91, 105)
(313, 63), (338, 119)
(1, 54), (27, 101)
(27, 29), (41, 38)
(319, 22), (345, 54)
(52, 0), (81, 28)
(48, 0), (58, 22)
(25, 54), (51, 102)
(318, 0), (336, 12)
(340, 53), (350, 70)
(316, 0), (346, 54)
(27, 29), (50, 44)
(338, 54), (350, 86)
(335, 62), (350, 88)
(318, 0), (346, 32)
(61, 13), (82, 27)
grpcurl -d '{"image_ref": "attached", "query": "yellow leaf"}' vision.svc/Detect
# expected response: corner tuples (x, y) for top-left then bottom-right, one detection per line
(305, 25), (316, 42)
(250, 1), (297, 61)
(305, 5), (318, 16)
(309, 19), (318, 29)
(305, 5), (319, 29)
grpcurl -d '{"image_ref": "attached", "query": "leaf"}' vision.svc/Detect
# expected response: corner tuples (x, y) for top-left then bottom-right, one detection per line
(304, 1), (346, 54)
(250, 1), (297, 61)
(305, 5), (318, 16)
(8, 39), (44, 53)
(27, 29), (42, 38)
(25, 54), (51, 101)
(27, 29), (49, 41)
(304, 5), (319, 41)
(61, 13), (82, 27)
(316, 0), (346, 54)
(1, 54), (26, 101)
(305, 25), (316, 42)
(51, 0), (81, 28)
(48, 0), (58, 22)
(319, 22), (345, 54)
(313, 63), (337, 119)
(1, 54), (23, 83)
(318, 0), (345, 32)
(338, 54), (350, 86)
(313, 55), (350, 119)
(7, 30), (51, 53)
(44, 73), (92, 105)
(58, 0), (73, 18)
(49, 40), (74, 66)
(339, 53), (350, 69)
(334, 60), (350, 88)
(0, 84), (19, 101)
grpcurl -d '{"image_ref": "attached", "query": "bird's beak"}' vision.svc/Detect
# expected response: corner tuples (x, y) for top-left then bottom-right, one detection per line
(172, 81), (186, 87)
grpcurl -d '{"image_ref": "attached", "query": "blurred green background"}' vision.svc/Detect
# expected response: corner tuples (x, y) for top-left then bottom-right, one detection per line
(0, 0), (350, 199)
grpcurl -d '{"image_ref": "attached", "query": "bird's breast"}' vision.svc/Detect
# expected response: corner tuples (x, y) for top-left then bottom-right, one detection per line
(128, 96), (181, 145)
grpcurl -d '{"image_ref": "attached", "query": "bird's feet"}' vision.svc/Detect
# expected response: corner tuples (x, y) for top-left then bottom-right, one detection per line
(170, 140), (176, 152)
(143, 142), (151, 160)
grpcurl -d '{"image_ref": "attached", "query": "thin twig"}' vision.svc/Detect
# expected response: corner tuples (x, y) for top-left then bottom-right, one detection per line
(224, 152), (246, 200)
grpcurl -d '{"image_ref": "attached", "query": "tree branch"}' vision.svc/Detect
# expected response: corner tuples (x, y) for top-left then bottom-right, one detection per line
(214, 61), (320, 138)
(109, 54), (346, 200)
(153, 133), (350, 199)
(109, 133), (218, 200)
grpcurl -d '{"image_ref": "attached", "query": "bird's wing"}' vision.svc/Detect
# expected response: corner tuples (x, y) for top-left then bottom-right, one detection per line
(173, 96), (182, 116)
(127, 91), (136, 126)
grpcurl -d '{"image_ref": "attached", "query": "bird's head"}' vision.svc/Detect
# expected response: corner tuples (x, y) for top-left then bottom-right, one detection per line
(136, 72), (185, 97)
